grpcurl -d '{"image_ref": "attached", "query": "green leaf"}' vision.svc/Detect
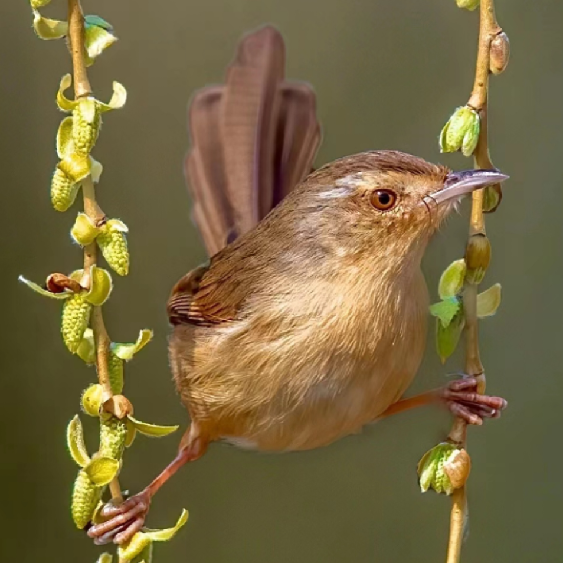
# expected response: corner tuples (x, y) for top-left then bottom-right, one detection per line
(67, 415), (90, 467)
(32, 10), (68, 40)
(118, 533), (152, 562)
(84, 456), (120, 486)
(84, 15), (114, 32)
(477, 283), (502, 318)
(125, 419), (137, 448)
(429, 296), (462, 328)
(128, 416), (179, 438)
(18, 275), (72, 300)
(144, 509), (189, 541)
(84, 266), (113, 306)
(112, 329), (153, 361)
(56, 74), (77, 112)
(438, 259), (466, 299)
(436, 311), (465, 364)
(77, 328), (96, 364)
(118, 510), (188, 562)
(56, 116), (75, 158)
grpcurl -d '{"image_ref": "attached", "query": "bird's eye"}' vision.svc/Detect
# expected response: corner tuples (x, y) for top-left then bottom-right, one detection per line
(370, 189), (397, 211)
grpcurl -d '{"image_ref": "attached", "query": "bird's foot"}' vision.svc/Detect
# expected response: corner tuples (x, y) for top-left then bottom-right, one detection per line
(87, 489), (151, 545)
(440, 376), (507, 425)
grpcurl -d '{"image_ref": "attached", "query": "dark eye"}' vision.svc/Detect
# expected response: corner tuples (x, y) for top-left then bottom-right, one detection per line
(370, 189), (397, 211)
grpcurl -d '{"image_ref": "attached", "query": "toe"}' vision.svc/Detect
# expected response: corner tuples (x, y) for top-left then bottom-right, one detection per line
(114, 517), (145, 545)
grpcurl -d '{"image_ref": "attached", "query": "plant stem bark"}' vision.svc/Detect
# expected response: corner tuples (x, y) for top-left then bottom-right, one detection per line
(445, 1), (501, 561)
(67, 0), (122, 501)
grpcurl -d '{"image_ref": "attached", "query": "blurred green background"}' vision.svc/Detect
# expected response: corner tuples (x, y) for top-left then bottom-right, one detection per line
(2, 1), (562, 561)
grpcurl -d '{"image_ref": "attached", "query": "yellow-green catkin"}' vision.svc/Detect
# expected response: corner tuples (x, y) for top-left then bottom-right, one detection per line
(51, 166), (78, 212)
(72, 99), (101, 156)
(97, 223), (129, 276)
(99, 416), (128, 461)
(108, 352), (124, 394)
(61, 293), (92, 353)
(72, 469), (102, 529)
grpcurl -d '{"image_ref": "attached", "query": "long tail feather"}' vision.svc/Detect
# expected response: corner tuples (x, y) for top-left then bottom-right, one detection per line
(184, 25), (321, 257)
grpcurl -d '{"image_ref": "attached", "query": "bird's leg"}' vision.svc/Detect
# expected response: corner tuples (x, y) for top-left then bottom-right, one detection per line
(87, 423), (208, 546)
(376, 376), (507, 425)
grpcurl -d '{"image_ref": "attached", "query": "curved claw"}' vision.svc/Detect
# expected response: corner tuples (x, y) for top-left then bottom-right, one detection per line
(441, 376), (507, 425)
(87, 490), (151, 545)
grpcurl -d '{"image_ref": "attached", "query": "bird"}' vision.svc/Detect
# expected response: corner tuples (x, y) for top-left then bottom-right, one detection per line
(87, 25), (508, 546)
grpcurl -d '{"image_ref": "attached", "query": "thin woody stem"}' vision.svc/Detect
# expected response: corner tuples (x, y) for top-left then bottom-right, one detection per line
(67, 0), (122, 501)
(445, 1), (500, 561)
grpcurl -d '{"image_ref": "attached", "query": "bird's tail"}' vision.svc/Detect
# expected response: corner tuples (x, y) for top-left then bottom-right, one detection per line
(184, 25), (322, 257)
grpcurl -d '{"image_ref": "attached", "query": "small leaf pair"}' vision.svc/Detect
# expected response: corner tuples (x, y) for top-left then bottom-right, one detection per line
(80, 384), (178, 448)
(32, 10), (117, 66)
(429, 259), (502, 362)
(72, 214), (130, 276)
(19, 266), (113, 354)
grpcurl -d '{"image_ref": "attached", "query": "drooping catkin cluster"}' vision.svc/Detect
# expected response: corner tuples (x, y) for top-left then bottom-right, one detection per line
(20, 1), (186, 561)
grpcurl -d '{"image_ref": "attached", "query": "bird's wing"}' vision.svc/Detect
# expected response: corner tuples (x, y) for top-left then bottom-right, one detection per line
(167, 245), (253, 326)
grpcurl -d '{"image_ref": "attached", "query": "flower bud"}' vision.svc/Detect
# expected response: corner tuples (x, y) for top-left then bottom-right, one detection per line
(99, 416), (128, 461)
(72, 469), (102, 529)
(51, 166), (79, 212)
(464, 234), (491, 284)
(82, 383), (104, 417)
(97, 220), (130, 276)
(71, 213), (101, 246)
(490, 32), (510, 75)
(456, 0), (479, 10)
(61, 293), (92, 354)
(30, 0), (51, 7)
(418, 443), (471, 495)
(73, 98), (101, 156)
(439, 106), (480, 157)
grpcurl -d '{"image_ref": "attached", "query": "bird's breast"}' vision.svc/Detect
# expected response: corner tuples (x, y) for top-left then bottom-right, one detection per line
(173, 268), (429, 452)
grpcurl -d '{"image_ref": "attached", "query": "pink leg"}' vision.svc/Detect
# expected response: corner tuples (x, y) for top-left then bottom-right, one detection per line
(87, 424), (208, 546)
(377, 376), (507, 425)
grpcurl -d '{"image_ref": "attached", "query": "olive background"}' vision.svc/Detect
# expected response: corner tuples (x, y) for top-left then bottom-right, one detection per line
(2, 1), (562, 562)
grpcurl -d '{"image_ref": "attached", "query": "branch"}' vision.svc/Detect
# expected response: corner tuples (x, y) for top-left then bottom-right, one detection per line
(67, 0), (122, 501)
(445, 1), (502, 560)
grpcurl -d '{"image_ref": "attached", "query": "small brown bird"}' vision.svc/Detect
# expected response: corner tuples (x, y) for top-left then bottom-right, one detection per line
(88, 26), (508, 545)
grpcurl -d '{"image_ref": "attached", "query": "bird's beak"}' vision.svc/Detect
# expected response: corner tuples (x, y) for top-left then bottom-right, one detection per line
(428, 169), (509, 205)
